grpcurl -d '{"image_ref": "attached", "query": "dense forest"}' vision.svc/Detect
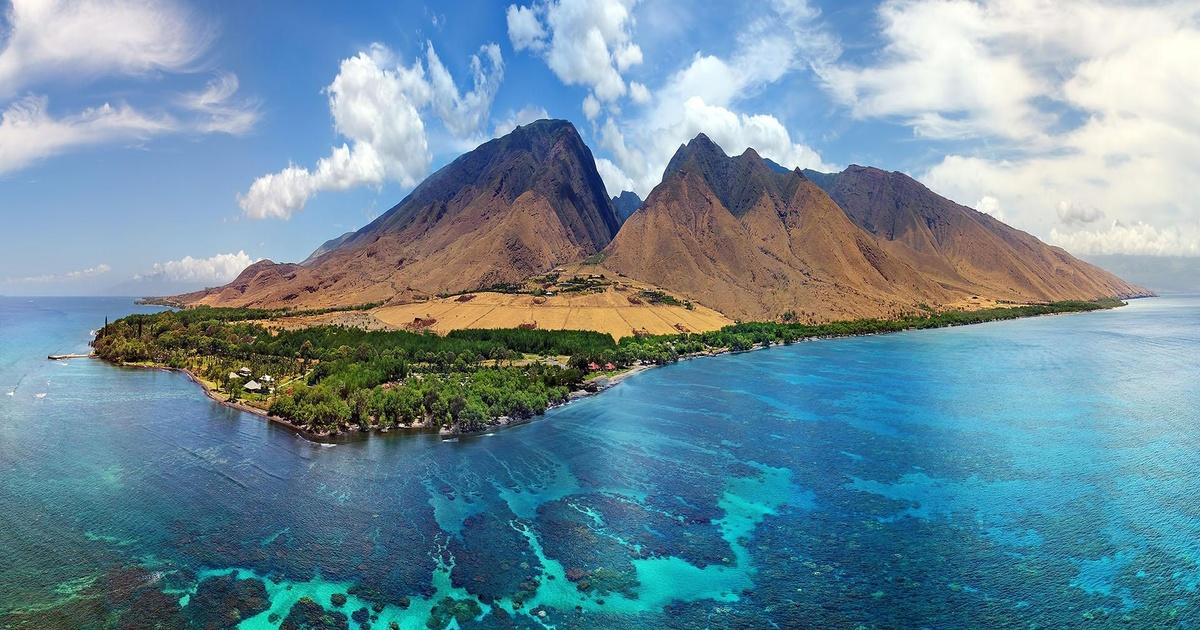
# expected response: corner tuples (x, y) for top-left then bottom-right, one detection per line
(93, 299), (1123, 435)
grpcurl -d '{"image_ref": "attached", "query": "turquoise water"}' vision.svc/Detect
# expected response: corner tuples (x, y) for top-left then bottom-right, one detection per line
(1, 296), (1198, 628)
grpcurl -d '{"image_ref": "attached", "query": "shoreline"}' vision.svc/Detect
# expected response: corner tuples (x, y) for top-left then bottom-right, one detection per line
(89, 298), (1132, 442)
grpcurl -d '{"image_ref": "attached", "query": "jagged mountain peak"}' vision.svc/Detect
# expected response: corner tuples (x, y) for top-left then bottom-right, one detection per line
(611, 190), (643, 224)
(661, 133), (801, 217)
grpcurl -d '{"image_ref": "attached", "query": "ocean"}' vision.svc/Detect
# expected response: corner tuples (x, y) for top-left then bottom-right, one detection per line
(1, 295), (1197, 628)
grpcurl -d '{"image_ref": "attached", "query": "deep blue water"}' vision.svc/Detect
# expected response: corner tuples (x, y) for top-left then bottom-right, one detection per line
(1, 296), (1198, 628)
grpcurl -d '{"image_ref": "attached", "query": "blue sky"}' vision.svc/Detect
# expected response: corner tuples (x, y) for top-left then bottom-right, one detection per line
(1, 0), (1197, 295)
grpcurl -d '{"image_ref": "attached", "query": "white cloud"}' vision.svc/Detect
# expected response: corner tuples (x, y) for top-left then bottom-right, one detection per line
(493, 105), (551, 137)
(506, 4), (546, 51)
(239, 41), (504, 220)
(819, 1), (1046, 141)
(0, 1), (255, 174)
(0, 95), (174, 173)
(595, 156), (634, 196)
(140, 251), (258, 284)
(0, 0), (209, 97)
(5, 263), (111, 284)
(976, 196), (1004, 221)
(582, 93), (601, 120)
(1051, 222), (1200, 257)
(505, 0), (641, 111)
(426, 42), (504, 137)
(180, 72), (260, 135)
(888, 1), (1200, 256)
(562, 1), (835, 197)
(628, 81), (650, 104)
(1056, 201), (1104, 227)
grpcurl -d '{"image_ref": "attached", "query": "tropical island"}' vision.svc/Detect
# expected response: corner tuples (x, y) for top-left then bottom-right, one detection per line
(93, 298), (1124, 438)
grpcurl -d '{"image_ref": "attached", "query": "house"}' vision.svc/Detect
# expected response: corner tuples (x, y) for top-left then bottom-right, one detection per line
(260, 374), (274, 383)
(228, 372), (241, 380)
(587, 361), (601, 371)
(238, 367), (252, 376)
(604, 362), (616, 371)
(243, 380), (263, 392)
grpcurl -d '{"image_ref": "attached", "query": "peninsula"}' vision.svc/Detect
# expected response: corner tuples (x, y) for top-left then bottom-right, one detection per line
(96, 119), (1148, 438)
(94, 298), (1124, 438)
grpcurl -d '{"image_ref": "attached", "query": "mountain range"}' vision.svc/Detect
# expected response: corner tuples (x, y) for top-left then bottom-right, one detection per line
(173, 119), (1149, 324)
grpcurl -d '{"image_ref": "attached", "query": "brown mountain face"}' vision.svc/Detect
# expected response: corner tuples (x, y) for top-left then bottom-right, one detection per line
(175, 119), (621, 309)
(603, 135), (955, 322)
(803, 165), (1152, 302)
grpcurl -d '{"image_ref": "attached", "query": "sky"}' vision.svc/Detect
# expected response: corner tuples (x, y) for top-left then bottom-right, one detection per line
(1, 0), (1198, 295)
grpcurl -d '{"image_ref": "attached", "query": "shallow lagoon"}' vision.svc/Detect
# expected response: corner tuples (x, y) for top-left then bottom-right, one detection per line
(2, 295), (1198, 628)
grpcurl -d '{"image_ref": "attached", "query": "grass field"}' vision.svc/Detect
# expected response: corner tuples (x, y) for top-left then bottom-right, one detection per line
(371, 289), (732, 340)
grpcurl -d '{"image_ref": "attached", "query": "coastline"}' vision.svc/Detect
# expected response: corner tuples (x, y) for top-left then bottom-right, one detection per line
(115, 362), (344, 443)
(89, 298), (1132, 441)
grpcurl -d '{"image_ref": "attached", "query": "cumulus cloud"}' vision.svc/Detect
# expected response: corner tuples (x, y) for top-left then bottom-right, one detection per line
(1051, 221), (1200, 257)
(506, 4), (546, 51)
(426, 43), (504, 137)
(595, 157), (635, 196)
(582, 94), (601, 120)
(139, 251), (258, 284)
(5, 263), (111, 284)
(0, 0), (210, 97)
(628, 81), (650, 104)
(894, 1), (1200, 256)
(1056, 201), (1105, 227)
(505, 0), (642, 115)
(819, 1), (1046, 140)
(976, 196), (1004, 221)
(239, 41), (504, 220)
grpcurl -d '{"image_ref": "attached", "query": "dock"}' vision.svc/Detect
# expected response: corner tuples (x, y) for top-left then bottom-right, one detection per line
(47, 353), (93, 360)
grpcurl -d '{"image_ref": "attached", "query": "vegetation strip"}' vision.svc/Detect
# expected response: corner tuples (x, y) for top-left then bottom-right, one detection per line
(92, 299), (1124, 437)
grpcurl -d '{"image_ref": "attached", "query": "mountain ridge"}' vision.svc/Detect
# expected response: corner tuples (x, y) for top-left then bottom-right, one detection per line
(171, 120), (1149, 324)
(803, 165), (1150, 302)
(175, 119), (622, 309)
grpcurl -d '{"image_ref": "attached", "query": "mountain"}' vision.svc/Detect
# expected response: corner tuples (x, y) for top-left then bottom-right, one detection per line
(611, 191), (642, 224)
(175, 120), (621, 309)
(803, 165), (1151, 302)
(172, 123), (1146, 324)
(301, 231), (355, 265)
(603, 135), (953, 322)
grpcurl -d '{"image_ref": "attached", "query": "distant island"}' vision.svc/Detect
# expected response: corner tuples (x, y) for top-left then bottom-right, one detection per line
(92, 118), (1150, 438)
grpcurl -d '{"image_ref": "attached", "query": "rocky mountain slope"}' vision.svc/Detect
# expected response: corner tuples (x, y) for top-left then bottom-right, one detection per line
(603, 135), (954, 321)
(176, 120), (621, 309)
(174, 121), (1146, 323)
(804, 166), (1150, 302)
